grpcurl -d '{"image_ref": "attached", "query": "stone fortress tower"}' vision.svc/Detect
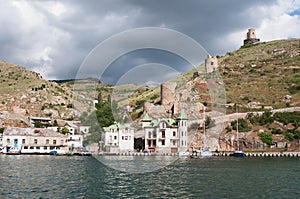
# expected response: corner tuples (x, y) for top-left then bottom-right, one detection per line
(243, 28), (260, 45)
(205, 55), (218, 73)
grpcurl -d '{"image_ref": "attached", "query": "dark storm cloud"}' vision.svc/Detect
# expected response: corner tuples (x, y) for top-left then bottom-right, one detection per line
(0, 0), (298, 84)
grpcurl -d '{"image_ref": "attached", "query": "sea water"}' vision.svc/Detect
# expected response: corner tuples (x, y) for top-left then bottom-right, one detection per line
(0, 155), (299, 198)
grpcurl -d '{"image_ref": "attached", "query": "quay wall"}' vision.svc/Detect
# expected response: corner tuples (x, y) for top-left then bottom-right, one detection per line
(213, 152), (300, 157)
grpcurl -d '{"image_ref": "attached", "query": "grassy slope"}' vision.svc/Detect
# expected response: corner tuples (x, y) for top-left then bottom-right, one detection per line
(219, 39), (300, 108)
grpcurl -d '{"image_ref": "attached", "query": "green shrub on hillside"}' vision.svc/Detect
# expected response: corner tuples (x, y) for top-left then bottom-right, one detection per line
(258, 132), (273, 146)
(231, 118), (251, 132)
(273, 112), (300, 127)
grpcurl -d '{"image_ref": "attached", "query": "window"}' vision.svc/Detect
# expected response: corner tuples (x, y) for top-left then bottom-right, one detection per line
(125, 136), (128, 140)
(181, 131), (183, 136)
(148, 131), (151, 138)
(24, 146), (28, 149)
(34, 139), (38, 144)
(211, 61), (214, 65)
(153, 132), (156, 138)
(30, 146), (34, 149)
(22, 139), (26, 144)
(114, 136), (117, 140)
(122, 136), (124, 140)
(36, 147), (40, 149)
(181, 140), (183, 146)
(173, 131), (176, 136)
(173, 140), (176, 146)
(50, 146), (55, 150)
(162, 140), (165, 146)
(53, 140), (57, 145)
(46, 139), (49, 144)
(6, 138), (10, 143)
(162, 131), (165, 138)
(44, 146), (47, 150)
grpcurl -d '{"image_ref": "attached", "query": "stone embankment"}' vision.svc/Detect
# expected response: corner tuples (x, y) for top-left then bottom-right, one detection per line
(213, 151), (300, 157)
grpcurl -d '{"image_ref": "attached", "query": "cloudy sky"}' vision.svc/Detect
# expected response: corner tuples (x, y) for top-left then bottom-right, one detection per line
(0, 0), (300, 85)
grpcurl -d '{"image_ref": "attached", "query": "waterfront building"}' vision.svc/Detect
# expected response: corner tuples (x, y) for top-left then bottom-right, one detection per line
(103, 123), (134, 153)
(2, 127), (68, 154)
(142, 111), (188, 154)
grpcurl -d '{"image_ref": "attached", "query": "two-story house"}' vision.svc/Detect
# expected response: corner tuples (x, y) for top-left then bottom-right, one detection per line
(142, 111), (188, 154)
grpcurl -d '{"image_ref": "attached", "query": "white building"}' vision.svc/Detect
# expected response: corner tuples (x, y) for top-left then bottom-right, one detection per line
(142, 111), (188, 154)
(103, 123), (134, 153)
(2, 127), (68, 154)
(67, 134), (83, 148)
(78, 125), (90, 137)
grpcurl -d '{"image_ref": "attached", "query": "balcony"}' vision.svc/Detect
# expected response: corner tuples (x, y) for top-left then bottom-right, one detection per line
(159, 136), (166, 140)
(147, 136), (157, 140)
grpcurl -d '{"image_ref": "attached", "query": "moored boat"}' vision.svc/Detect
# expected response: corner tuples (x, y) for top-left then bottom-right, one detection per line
(50, 147), (72, 156)
(199, 147), (213, 158)
(232, 106), (244, 158)
(232, 150), (245, 157)
(199, 108), (212, 158)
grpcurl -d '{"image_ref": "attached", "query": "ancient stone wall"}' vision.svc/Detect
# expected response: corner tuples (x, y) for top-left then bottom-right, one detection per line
(205, 55), (218, 73)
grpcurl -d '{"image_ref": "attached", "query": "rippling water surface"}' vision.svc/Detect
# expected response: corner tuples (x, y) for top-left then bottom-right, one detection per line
(0, 155), (299, 198)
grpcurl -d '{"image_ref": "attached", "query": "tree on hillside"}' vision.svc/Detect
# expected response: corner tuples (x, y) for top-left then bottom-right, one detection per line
(61, 127), (70, 135)
(231, 118), (251, 132)
(258, 132), (273, 146)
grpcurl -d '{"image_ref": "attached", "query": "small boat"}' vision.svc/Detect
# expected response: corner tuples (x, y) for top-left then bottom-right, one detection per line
(50, 147), (72, 156)
(199, 147), (213, 158)
(199, 108), (212, 158)
(179, 151), (190, 157)
(232, 150), (245, 157)
(232, 106), (244, 158)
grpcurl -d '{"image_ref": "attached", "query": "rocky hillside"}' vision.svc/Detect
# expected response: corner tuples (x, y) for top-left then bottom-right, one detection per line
(0, 60), (74, 124)
(124, 38), (300, 119)
(220, 39), (300, 110)
(0, 38), (299, 131)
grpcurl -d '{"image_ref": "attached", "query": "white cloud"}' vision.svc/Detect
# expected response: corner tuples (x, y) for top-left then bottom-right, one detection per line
(0, 0), (300, 82)
(256, 0), (300, 41)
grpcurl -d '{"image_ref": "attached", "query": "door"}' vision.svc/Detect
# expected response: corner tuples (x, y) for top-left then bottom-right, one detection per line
(171, 148), (178, 153)
(14, 139), (18, 149)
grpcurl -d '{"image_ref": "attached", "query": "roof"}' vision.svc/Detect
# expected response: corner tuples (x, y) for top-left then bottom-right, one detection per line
(103, 124), (118, 132)
(28, 116), (51, 121)
(177, 110), (188, 120)
(145, 118), (177, 128)
(64, 123), (78, 128)
(142, 113), (152, 121)
(3, 127), (66, 138)
(103, 123), (134, 132)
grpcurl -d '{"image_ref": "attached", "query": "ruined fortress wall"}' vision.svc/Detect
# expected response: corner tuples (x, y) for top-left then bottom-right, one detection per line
(205, 55), (218, 73)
